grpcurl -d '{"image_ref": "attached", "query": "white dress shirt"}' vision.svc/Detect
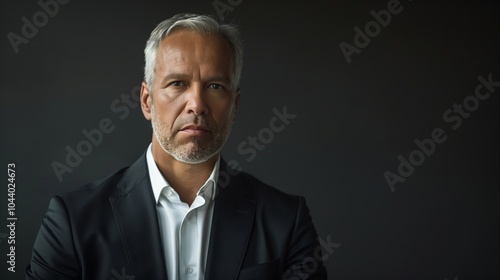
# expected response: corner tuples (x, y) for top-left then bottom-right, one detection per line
(146, 144), (218, 280)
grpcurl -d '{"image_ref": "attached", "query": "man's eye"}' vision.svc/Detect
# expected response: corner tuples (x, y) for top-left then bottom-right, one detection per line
(170, 81), (185, 87)
(208, 83), (223, 90)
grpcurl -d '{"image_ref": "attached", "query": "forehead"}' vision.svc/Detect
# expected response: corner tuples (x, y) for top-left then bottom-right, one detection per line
(156, 30), (233, 76)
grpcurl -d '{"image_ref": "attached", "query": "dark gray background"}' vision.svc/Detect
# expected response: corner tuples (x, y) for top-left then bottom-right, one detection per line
(1, 0), (499, 279)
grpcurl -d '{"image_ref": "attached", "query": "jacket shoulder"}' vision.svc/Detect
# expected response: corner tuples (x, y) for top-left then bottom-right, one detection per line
(232, 170), (304, 210)
(55, 165), (131, 211)
(56, 153), (148, 207)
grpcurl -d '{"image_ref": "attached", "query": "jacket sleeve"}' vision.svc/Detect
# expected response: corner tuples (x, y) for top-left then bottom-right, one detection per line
(26, 196), (81, 280)
(281, 196), (327, 280)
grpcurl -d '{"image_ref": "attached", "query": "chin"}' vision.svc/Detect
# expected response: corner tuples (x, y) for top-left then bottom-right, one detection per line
(173, 152), (215, 164)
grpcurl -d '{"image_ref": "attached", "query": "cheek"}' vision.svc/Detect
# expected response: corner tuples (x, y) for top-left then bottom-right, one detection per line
(211, 102), (236, 125)
(154, 92), (185, 122)
(151, 108), (174, 134)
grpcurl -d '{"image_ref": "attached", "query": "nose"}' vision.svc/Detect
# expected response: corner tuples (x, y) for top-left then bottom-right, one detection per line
(185, 84), (209, 116)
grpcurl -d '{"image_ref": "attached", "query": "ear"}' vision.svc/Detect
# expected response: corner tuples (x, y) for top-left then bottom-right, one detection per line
(140, 81), (152, 121)
(231, 89), (240, 123)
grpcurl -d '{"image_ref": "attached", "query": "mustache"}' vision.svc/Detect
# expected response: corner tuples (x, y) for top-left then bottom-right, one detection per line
(176, 116), (217, 132)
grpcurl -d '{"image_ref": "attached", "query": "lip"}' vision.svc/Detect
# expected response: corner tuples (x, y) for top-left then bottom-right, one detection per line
(179, 125), (211, 136)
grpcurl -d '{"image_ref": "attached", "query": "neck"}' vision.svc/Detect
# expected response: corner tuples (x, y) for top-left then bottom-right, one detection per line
(151, 139), (218, 206)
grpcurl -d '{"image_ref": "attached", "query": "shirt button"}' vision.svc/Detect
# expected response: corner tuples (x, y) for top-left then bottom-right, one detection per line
(185, 267), (193, 274)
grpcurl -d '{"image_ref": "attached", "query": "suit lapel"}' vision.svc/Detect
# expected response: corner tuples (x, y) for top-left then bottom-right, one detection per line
(109, 154), (167, 279)
(205, 160), (256, 279)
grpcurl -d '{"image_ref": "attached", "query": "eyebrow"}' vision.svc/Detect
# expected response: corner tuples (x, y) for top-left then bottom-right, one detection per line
(205, 76), (231, 84)
(160, 73), (191, 85)
(160, 73), (232, 85)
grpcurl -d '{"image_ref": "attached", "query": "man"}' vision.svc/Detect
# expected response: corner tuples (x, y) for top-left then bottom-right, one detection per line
(26, 13), (326, 280)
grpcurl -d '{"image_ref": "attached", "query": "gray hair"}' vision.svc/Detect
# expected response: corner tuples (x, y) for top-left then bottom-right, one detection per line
(143, 13), (243, 91)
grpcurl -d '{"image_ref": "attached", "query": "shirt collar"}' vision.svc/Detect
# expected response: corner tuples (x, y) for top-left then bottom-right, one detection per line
(145, 143), (219, 204)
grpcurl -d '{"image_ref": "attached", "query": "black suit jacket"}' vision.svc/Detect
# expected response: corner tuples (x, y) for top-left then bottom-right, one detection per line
(26, 154), (326, 279)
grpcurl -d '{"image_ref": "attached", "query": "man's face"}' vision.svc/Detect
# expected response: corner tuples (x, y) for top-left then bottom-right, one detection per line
(141, 30), (239, 164)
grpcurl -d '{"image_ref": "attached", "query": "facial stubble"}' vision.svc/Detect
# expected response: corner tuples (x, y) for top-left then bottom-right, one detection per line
(150, 103), (233, 164)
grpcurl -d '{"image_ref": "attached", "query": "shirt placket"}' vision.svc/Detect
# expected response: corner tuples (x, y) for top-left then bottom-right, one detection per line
(179, 196), (205, 280)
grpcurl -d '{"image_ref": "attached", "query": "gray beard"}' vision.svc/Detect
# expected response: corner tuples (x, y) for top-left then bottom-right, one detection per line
(150, 105), (232, 164)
